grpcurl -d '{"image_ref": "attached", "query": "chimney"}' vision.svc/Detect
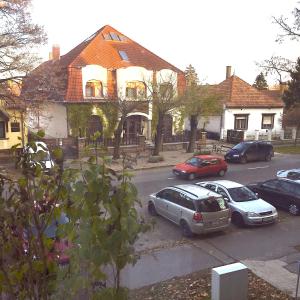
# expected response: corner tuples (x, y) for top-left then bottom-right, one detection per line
(279, 82), (288, 95)
(52, 44), (60, 61)
(226, 66), (232, 79)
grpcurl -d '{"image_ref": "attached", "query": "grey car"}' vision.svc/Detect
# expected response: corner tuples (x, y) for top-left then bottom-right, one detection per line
(196, 180), (278, 227)
(148, 184), (231, 237)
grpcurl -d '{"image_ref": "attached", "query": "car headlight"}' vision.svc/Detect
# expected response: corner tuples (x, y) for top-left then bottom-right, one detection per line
(180, 170), (186, 173)
(247, 212), (259, 217)
(232, 154), (240, 157)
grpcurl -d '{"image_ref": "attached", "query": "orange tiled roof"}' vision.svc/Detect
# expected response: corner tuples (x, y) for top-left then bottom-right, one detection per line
(60, 25), (182, 72)
(23, 25), (183, 102)
(216, 75), (283, 108)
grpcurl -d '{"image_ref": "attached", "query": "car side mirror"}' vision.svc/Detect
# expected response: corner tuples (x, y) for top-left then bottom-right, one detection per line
(223, 197), (229, 202)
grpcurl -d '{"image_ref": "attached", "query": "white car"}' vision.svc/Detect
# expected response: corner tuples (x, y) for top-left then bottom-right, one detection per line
(24, 141), (55, 172)
(196, 180), (278, 227)
(277, 169), (300, 180)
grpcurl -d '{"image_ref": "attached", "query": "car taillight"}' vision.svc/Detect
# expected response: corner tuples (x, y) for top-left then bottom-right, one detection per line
(193, 212), (203, 222)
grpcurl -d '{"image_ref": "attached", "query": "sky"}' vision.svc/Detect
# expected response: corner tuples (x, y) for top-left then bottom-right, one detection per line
(31, 0), (299, 86)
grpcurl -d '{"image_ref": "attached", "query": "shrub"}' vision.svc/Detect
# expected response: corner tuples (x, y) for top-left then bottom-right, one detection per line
(148, 155), (164, 163)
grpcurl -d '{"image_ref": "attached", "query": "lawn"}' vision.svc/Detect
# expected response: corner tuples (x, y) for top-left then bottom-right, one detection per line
(129, 269), (292, 300)
(274, 145), (300, 154)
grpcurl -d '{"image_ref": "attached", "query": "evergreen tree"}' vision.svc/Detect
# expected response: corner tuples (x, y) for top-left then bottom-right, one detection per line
(252, 72), (268, 90)
(184, 64), (199, 86)
(282, 57), (300, 109)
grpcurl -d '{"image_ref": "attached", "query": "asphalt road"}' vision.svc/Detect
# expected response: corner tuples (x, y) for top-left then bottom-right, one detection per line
(122, 153), (300, 288)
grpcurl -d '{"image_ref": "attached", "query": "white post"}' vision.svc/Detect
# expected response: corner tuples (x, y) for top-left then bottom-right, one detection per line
(211, 263), (248, 300)
(292, 128), (297, 141)
(255, 130), (259, 141)
(267, 130), (272, 141)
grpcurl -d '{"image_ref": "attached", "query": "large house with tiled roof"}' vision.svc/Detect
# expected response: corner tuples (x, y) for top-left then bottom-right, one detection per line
(195, 67), (284, 141)
(22, 25), (185, 141)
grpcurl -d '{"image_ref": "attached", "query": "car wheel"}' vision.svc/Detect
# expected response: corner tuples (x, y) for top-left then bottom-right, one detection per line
(288, 204), (299, 215)
(148, 202), (158, 216)
(218, 169), (226, 177)
(180, 220), (194, 238)
(188, 173), (196, 181)
(265, 154), (272, 162)
(240, 156), (247, 164)
(232, 212), (245, 227)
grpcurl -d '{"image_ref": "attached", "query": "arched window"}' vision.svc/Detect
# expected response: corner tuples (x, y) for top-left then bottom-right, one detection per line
(85, 80), (103, 98)
(125, 81), (146, 99)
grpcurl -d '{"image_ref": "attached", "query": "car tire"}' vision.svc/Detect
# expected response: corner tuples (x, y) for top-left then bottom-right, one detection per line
(188, 173), (196, 181)
(218, 169), (226, 177)
(240, 156), (247, 164)
(232, 212), (245, 227)
(265, 154), (272, 162)
(180, 220), (194, 238)
(288, 204), (299, 215)
(148, 202), (158, 216)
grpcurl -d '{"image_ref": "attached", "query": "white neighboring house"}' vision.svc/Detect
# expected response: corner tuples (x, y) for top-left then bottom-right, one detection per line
(192, 67), (284, 141)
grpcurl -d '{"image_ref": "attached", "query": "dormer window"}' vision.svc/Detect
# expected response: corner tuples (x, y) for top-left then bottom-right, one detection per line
(85, 80), (103, 98)
(119, 50), (129, 61)
(126, 81), (146, 99)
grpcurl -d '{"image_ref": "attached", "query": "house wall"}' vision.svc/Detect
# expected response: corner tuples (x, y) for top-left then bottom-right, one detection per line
(82, 65), (108, 97)
(184, 116), (221, 133)
(0, 109), (28, 150)
(27, 102), (68, 138)
(117, 66), (152, 99)
(223, 107), (283, 139)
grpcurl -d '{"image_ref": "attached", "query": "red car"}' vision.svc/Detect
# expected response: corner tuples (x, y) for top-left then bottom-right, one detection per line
(173, 155), (228, 180)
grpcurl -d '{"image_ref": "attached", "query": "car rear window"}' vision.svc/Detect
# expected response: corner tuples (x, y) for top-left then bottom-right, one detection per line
(196, 196), (228, 212)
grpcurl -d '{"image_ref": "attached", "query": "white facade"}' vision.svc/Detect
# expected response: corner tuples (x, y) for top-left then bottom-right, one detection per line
(27, 102), (68, 138)
(82, 65), (108, 97)
(222, 107), (283, 140)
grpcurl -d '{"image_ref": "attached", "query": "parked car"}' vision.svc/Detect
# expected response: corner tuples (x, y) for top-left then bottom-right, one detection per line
(23, 212), (71, 266)
(23, 141), (55, 173)
(196, 180), (278, 226)
(277, 169), (300, 180)
(247, 178), (300, 215)
(224, 141), (274, 164)
(173, 155), (228, 180)
(148, 184), (231, 237)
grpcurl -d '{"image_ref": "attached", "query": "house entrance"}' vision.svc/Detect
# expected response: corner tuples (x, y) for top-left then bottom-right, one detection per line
(123, 115), (146, 144)
(87, 115), (103, 140)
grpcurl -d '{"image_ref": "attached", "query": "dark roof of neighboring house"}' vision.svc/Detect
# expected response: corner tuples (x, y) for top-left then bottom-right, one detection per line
(214, 75), (284, 108)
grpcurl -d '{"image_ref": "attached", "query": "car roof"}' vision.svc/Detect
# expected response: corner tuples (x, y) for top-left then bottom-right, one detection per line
(170, 184), (221, 199)
(193, 155), (222, 160)
(199, 180), (243, 189)
(26, 141), (50, 153)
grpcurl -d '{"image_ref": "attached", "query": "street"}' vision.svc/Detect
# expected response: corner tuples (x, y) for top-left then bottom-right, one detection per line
(121, 153), (300, 290)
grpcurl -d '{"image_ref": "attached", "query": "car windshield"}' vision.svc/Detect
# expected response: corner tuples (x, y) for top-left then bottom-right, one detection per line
(196, 196), (228, 212)
(186, 157), (201, 167)
(232, 143), (248, 151)
(31, 151), (51, 162)
(227, 186), (258, 202)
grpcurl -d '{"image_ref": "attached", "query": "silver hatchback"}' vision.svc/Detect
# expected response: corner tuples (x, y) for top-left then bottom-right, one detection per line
(196, 180), (278, 226)
(148, 184), (231, 237)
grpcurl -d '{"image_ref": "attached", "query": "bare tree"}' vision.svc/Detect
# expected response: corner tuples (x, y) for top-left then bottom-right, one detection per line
(257, 5), (299, 83)
(146, 73), (182, 156)
(0, 0), (46, 103)
(273, 7), (300, 42)
(108, 99), (141, 160)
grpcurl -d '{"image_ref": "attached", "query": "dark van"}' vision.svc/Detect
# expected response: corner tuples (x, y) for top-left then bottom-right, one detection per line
(224, 141), (274, 164)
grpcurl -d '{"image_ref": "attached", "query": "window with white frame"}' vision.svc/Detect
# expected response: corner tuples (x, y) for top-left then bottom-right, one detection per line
(234, 114), (249, 130)
(85, 80), (103, 98)
(261, 114), (275, 129)
(125, 81), (146, 99)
